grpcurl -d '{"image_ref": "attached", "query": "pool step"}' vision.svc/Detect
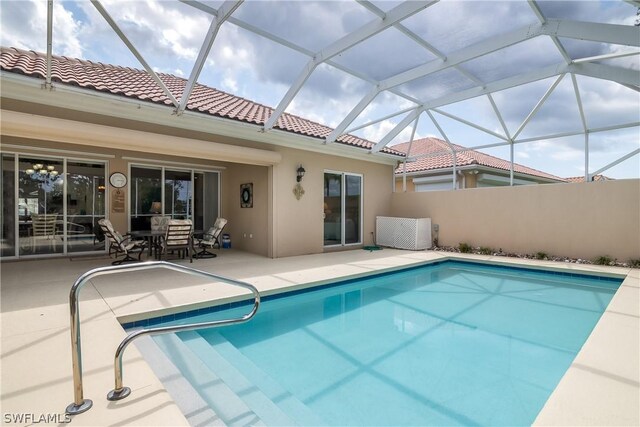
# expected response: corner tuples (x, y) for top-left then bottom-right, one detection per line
(178, 330), (299, 427)
(134, 335), (223, 427)
(198, 330), (327, 426)
(152, 333), (265, 426)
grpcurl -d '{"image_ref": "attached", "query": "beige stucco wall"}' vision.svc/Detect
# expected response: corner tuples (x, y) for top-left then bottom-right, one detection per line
(391, 179), (640, 261)
(221, 163), (269, 256)
(272, 146), (394, 257)
(2, 121), (395, 258)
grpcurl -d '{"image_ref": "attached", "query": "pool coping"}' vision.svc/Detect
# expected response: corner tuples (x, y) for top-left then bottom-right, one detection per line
(119, 257), (625, 329)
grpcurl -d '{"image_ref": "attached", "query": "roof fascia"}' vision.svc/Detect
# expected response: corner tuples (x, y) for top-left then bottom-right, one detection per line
(395, 164), (564, 183)
(0, 73), (400, 166)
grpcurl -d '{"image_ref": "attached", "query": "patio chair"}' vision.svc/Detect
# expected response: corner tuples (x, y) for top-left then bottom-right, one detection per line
(194, 217), (227, 258)
(31, 213), (58, 252)
(98, 219), (146, 265)
(158, 219), (193, 263)
(150, 215), (171, 232)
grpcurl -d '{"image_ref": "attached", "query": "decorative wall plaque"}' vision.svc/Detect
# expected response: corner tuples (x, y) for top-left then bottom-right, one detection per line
(111, 189), (125, 213)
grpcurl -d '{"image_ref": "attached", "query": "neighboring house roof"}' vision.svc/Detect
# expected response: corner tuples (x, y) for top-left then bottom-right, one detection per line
(566, 175), (614, 182)
(392, 137), (566, 182)
(0, 47), (403, 157)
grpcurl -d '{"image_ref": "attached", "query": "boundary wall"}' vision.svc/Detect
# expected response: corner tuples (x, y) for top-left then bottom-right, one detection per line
(391, 179), (640, 262)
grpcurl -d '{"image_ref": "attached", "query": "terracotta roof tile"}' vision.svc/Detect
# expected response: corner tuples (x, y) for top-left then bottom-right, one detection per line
(393, 137), (565, 182)
(566, 175), (613, 182)
(1, 47), (403, 157)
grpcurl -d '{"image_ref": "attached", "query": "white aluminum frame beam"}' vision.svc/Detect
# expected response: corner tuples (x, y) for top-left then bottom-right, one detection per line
(548, 19), (640, 47)
(262, 0), (435, 131)
(512, 74), (565, 140)
(401, 115), (421, 192)
(591, 148), (640, 177)
(528, 1), (572, 63)
(91, 0), (180, 108)
(426, 110), (458, 190)
(45, 0), (53, 88)
(571, 73), (590, 181)
(176, 0), (243, 115)
(345, 106), (416, 134)
(570, 62), (640, 87)
(431, 108), (509, 141)
(573, 50), (640, 64)
(371, 107), (424, 153)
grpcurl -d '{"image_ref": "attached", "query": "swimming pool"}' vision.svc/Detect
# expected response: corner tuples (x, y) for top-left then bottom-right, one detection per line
(133, 261), (622, 426)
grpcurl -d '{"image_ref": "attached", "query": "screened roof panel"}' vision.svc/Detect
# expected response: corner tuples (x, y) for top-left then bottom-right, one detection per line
(232, 0), (376, 53)
(349, 91), (418, 130)
(490, 76), (566, 137)
(536, 1), (638, 25)
(558, 37), (621, 60)
(596, 55), (640, 71)
(517, 76), (585, 140)
(2, 0), (639, 178)
(430, 111), (506, 148)
(201, 26), (311, 107)
(396, 68), (477, 103)
(287, 63), (371, 127)
(332, 27), (437, 81)
(459, 37), (564, 84)
(400, 1), (539, 55)
(575, 75), (640, 129)
(438, 96), (507, 138)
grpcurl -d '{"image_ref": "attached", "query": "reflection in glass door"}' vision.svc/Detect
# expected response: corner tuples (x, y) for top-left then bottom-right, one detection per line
(324, 172), (362, 246)
(18, 156), (64, 256)
(66, 162), (106, 253)
(1, 154), (16, 257)
(165, 169), (192, 219)
(324, 173), (342, 246)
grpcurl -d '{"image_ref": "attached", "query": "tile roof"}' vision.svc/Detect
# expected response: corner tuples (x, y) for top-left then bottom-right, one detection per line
(392, 137), (566, 182)
(566, 175), (614, 182)
(0, 47), (404, 157)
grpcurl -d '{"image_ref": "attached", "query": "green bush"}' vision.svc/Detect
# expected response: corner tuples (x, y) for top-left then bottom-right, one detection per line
(535, 252), (548, 260)
(459, 242), (472, 253)
(478, 247), (493, 255)
(593, 255), (614, 266)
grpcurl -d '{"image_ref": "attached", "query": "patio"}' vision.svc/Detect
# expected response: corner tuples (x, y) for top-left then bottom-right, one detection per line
(1, 249), (638, 426)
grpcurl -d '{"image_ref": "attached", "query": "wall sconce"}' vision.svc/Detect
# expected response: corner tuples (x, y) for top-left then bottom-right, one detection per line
(149, 201), (162, 214)
(296, 165), (306, 182)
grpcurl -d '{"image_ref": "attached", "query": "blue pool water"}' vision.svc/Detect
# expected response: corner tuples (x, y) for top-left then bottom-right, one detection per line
(142, 261), (621, 426)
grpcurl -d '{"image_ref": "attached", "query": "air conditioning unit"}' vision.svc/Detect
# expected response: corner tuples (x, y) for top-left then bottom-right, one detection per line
(376, 216), (432, 250)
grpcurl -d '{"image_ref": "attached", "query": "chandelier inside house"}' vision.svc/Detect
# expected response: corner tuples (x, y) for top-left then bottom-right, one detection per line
(25, 163), (61, 185)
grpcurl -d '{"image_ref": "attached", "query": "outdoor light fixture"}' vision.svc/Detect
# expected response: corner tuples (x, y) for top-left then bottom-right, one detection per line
(296, 165), (306, 182)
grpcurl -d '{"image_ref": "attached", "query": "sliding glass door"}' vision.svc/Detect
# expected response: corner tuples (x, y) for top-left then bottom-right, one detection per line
(324, 171), (362, 247)
(0, 152), (107, 259)
(130, 165), (219, 232)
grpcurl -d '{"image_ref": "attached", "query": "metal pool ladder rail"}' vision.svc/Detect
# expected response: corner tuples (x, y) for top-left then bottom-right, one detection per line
(65, 261), (261, 415)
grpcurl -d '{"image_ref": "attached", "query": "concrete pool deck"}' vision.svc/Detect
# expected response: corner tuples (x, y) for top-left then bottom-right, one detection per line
(1, 249), (638, 426)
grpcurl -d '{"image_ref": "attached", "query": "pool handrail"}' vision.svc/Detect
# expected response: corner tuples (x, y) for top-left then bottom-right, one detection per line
(65, 260), (261, 416)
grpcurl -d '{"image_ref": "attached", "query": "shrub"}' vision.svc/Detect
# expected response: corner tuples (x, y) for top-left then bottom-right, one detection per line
(535, 252), (548, 260)
(593, 255), (614, 266)
(478, 247), (493, 255)
(628, 259), (640, 268)
(459, 242), (472, 253)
